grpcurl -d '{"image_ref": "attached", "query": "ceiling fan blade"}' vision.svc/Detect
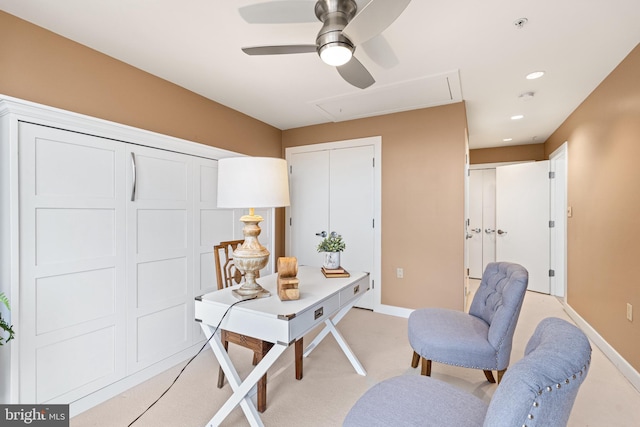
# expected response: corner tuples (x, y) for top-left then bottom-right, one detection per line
(342, 0), (411, 46)
(242, 45), (317, 55)
(361, 34), (399, 69)
(337, 56), (375, 89)
(239, 1), (317, 24)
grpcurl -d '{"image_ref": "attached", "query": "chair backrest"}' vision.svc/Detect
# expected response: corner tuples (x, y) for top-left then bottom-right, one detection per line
(469, 262), (528, 368)
(484, 317), (591, 427)
(213, 240), (245, 290)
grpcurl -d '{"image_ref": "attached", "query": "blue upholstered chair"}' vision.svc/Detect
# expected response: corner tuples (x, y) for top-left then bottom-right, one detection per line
(344, 317), (592, 427)
(409, 262), (528, 383)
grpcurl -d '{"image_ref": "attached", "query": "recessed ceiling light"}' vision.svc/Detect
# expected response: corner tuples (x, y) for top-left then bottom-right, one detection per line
(511, 115), (524, 120)
(526, 71), (545, 80)
(503, 138), (513, 142)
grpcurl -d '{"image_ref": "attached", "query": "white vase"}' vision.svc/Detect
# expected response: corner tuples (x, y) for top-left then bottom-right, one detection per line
(323, 252), (341, 269)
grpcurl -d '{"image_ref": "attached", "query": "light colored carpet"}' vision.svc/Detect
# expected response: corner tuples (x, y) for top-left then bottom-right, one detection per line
(71, 291), (640, 426)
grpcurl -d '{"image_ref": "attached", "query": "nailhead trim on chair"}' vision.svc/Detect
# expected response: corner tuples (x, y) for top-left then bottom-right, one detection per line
(522, 358), (590, 427)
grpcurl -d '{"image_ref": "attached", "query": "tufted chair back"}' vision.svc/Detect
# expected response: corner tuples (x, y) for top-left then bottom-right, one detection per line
(483, 317), (591, 426)
(469, 262), (529, 369)
(344, 317), (590, 427)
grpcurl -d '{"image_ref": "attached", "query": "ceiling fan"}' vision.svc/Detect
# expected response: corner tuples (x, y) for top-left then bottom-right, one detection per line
(240, 0), (412, 89)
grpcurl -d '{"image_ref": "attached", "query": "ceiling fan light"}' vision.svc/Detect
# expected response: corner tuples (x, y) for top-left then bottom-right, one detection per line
(319, 42), (352, 66)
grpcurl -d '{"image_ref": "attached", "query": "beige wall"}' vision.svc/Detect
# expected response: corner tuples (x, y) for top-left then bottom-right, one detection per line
(545, 44), (640, 372)
(470, 143), (545, 164)
(283, 104), (468, 309)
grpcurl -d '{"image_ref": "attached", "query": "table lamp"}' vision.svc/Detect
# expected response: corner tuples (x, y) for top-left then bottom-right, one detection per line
(217, 157), (290, 299)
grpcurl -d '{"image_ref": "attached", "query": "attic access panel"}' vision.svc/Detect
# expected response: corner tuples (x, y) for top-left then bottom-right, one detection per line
(313, 70), (462, 122)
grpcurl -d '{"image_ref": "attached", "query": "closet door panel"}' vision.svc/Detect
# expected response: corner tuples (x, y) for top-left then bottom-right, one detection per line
(36, 268), (115, 335)
(36, 326), (116, 403)
(34, 135), (115, 198)
(137, 257), (188, 307)
(136, 304), (188, 362)
(18, 122), (126, 403)
(36, 208), (115, 264)
(127, 145), (193, 371)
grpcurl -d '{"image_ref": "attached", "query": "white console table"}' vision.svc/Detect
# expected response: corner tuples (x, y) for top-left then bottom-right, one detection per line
(194, 266), (369, 426)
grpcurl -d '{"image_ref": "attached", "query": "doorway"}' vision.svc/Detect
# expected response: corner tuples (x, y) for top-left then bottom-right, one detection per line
(467, 159), (567, 297)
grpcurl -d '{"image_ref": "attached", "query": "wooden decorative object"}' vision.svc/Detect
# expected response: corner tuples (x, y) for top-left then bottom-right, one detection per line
(277, 257), (300, 300)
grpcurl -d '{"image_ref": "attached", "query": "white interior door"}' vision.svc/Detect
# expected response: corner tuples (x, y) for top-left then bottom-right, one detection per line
(287, 138), (379, 310)
(468, 169), (497, 279)
(127, 145), (193, 372)
(482, 169), (497, 269)
(496, 161), (550, 294)
(550, 144), (568, 298)
(468, 170), (484, 278)
(18, 123), (127, 403)
(329, 146), (375, 308)
(289, 150), (330, 267)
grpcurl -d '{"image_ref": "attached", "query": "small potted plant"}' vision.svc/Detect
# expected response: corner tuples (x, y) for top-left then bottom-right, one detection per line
(317, 233), (345, 270)
(0, 292), (15, 346)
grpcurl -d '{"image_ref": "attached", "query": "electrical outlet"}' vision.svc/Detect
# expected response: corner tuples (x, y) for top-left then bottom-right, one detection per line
(396, 268), (404, 279)
(627, 303), (633, 322)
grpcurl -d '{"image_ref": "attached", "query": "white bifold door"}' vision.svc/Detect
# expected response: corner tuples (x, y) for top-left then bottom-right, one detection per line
(287, 139), (378, 309)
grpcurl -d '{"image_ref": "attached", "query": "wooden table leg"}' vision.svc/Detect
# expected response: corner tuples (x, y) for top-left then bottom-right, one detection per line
(295, 338), (303, 380)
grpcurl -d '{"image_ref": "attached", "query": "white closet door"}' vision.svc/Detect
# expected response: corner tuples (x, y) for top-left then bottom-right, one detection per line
(329, 146), (375, 308)
(18, 122), (127, 403)
(126, 145), (194, 372)
(289, 150), (331, 267)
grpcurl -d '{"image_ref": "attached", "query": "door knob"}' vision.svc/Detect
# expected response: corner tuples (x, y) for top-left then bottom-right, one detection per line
(316, 231), (327, 238)
(471, 228), (481, 233)
(497, 229), (508, 235)
(485, 228), (495, 234)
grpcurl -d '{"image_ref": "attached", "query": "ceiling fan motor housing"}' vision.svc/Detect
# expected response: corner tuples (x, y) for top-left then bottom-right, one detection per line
(315, 0), (357, 55)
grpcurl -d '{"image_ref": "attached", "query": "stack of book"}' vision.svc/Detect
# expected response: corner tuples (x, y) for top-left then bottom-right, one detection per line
(321, 266), (350, 278)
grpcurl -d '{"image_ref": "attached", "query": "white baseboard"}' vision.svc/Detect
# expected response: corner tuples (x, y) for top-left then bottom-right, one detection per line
(563, 302), (640, 393)
(374, 304), (413, 318)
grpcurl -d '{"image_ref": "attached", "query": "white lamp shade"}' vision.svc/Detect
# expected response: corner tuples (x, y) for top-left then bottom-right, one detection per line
(217, 157), (290, 208)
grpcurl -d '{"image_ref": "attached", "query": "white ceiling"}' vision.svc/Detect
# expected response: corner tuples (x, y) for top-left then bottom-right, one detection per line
(1, 0), (639, 149)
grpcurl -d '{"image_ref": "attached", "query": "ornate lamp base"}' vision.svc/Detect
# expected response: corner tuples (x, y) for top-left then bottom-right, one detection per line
(232, 213), (271, 299)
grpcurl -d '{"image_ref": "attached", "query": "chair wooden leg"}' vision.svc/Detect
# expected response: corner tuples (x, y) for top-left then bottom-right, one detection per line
(483, 370), (496, 383)
(295, 338), (304, 380)
(411, 351), (420, 368)
(497, 369), (506, 384)
(255, 350), (267, 413)
(217, 337), (230, 389)
(421, 358), (432, 376)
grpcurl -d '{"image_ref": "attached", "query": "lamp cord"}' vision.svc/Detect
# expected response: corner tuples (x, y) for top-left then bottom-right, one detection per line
(127, 296), (257, 426)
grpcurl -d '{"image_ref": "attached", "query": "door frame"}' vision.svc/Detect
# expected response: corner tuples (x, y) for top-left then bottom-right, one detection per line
(285, 137), (382, 311)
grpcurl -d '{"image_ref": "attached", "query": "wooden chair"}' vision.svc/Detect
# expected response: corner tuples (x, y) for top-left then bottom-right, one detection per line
(213, 240), (305, 413)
